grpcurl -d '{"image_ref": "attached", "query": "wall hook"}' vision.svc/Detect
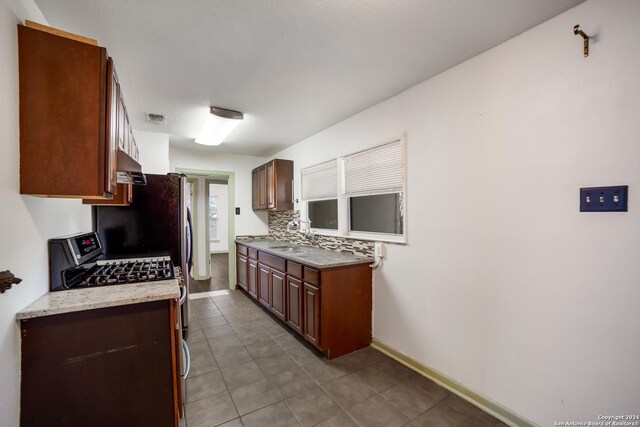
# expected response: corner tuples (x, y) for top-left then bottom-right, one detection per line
(0, 270), (22, 294)
(573, 24), (589, 58)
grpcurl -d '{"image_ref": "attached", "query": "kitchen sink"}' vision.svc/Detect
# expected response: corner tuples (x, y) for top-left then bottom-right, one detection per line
(271, 245), (307, 253)
(282, 247), (307, 252)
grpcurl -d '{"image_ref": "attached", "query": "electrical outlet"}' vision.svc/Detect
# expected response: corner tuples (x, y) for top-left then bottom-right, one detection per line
(580, 186), (628, 212)
(374, 241), (385, 258)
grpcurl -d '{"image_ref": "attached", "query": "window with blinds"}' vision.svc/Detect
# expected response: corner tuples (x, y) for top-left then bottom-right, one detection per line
(344, 139), (404, 197)
(301, 159), (339, 230)
(301, 160), (338, 200)
(344, 139), (405, 238)
(298, 138), (406, 241)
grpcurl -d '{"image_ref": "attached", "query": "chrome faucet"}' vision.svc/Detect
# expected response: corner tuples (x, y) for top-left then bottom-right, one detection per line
(287, 218), (314, 240)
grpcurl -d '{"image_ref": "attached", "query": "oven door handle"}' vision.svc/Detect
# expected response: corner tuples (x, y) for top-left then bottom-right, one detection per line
(181, 340), (191, 379)
(179, 285), (187, 306)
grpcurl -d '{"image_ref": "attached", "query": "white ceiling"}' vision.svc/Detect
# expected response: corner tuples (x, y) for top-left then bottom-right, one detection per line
(35, 0), (585, 157)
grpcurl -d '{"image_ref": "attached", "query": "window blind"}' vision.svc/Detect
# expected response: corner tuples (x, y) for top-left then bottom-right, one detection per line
(344, 139), (404, 196)
(301, 160), (338, 200)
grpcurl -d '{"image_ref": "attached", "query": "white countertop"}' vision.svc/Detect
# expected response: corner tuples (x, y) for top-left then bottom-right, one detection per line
(16, 279), (180, 320)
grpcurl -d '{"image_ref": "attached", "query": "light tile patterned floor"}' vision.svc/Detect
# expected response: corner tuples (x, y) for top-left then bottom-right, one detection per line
(184, 289), (507, 427)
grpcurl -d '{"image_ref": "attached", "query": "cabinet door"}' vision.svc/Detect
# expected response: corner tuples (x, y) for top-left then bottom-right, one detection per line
(117, 91), (126, 151)
(258, 264), (271, 309)
(124, 114), (131, 154)
(267, 161), (275, 209)
(237, 254), (248, 291)
(286, 276), (303, 333)
(248, 259), (258, 299)
(105, 58), (118, 195)
(258, 165), (267, 209)
(20, 300), (177, 426)
(303, 283), (321, 348)
(270, 269), (286, 321)
(251, 169), (260, 210)
(170, 299), (183, 420)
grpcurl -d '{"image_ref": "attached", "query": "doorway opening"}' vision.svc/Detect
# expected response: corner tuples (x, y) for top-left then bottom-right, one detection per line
(178, 168), (236, 295)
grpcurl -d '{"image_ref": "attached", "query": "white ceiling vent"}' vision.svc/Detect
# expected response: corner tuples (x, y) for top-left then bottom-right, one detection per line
(145, 113), (167, 125)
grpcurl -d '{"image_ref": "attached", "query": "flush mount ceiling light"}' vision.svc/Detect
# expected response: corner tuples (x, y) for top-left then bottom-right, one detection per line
(195, 106), (244, 146)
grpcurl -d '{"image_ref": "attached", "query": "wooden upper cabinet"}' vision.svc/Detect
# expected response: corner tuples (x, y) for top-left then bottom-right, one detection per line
(251, 159), (293, 211)
(251, 169), (260, 210)
(267, 161), (275, 209)
(82, 183), (132, 206)
(105, 59), (118, 195)
(18, 23), (137, 199)
(258, 165), (267, 209)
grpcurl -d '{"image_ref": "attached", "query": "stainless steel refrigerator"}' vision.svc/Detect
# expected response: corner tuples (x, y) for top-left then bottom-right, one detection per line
(92, 173), (193, 337)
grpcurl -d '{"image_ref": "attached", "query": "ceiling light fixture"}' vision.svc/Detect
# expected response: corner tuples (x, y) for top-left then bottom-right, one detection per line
(195, 106), (244, 146)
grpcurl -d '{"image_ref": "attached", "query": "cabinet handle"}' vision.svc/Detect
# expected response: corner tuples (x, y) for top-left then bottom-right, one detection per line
(181, 340), (191, 379)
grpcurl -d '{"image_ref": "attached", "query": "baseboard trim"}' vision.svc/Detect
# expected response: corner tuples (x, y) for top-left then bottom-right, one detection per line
(371, 338), (538, 427)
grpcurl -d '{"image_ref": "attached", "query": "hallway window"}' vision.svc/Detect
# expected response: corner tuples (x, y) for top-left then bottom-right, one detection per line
(209, 195), (218, 240)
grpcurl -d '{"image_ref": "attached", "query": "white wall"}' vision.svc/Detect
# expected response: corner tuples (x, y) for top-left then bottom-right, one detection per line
(133, 129), (170, 174)
(273, 1), (640, 424)
(169, 147), (268, 237)
(0, 2), (91, 426)
(190, 176), (208, 278)
(210, 183), (229, 253)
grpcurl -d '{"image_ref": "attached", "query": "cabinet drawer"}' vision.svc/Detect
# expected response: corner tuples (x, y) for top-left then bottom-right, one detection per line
(258, 252), (286, 271)
(248, 248), (258, 260)
(287, 261), (303, 279)
(303, 267), (320, 286)
(237, 244), (248, 256)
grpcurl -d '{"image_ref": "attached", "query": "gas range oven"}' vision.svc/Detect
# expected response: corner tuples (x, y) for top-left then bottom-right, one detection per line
(49, 231), (176, 291)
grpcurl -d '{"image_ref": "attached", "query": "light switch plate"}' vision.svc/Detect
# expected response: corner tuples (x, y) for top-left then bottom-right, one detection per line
(580, 186), (628, 212)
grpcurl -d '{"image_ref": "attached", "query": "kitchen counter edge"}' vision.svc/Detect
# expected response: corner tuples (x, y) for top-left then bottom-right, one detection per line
(16, 279), (180, 320)
(235, 239), (373, 269)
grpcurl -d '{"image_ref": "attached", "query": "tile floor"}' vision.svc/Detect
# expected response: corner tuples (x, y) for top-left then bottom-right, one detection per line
(184, 289), (507, 427)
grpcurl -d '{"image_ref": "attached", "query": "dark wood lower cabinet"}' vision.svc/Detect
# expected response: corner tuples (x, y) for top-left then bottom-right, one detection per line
(20, 300), (180, 427)
(286, 275), (303, 333)
(258, 263), (271, 308)
(237, 254), (247, 291)
(270, 269), (286, 321)
(248, 259), (258, 298)
(303, 282), (321, 347)
(236, 243), (372, 359)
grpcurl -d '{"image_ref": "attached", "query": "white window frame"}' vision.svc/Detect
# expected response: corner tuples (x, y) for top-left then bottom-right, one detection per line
(298, 134), (407, 244)
(345, 136), (406, 244)
(301, 159), (341, 235)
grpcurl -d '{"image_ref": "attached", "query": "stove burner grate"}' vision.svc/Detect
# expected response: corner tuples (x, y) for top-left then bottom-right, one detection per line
(71, 259), (175, 289)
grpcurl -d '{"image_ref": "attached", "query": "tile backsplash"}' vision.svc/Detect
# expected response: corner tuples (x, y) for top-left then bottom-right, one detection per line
(267, 210), (375, 258)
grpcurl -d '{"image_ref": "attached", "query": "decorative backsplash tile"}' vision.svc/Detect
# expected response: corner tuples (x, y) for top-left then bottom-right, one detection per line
(267, 210), (375, 258)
